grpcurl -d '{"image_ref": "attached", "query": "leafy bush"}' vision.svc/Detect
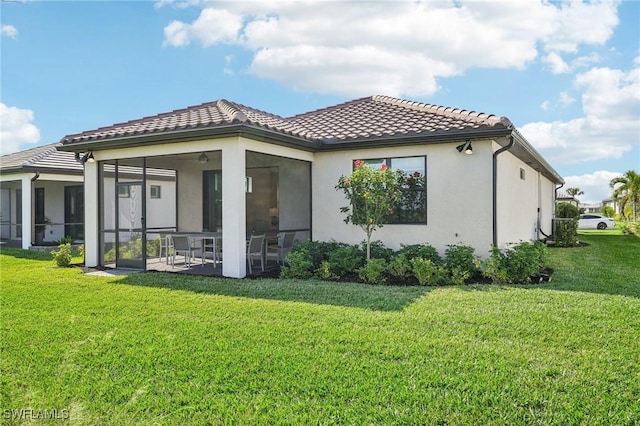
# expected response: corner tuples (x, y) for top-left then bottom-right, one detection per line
(556, 202), (580, 218)
(620, 221), (640, 238)
(387, 253), (412, 279)
(358, 258), (388, 285)
(601, 206), (615, 218)
(482, 241), (547, 284)
(56, 235), (75, 245)
(410, 257), (438, 285)
(398, 244), (441, 264)
(288, 240), (344, 272)
(51, 243), (72, 267)
(317, 261), (338, 280)
(281, 248), (314, 279)
(78, 244), (85, 259)
(555, 218), (579, 247)
(444, 244), (478, 278)
(326, 244), (365, 278)
(363, 240), (395, 261)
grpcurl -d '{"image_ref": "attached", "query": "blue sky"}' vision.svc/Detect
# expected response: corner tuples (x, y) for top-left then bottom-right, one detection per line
(1, 0), (638, 203)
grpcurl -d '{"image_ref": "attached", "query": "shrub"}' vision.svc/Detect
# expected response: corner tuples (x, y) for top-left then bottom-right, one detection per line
(387, 253), (412, 279)
(281, 248), (314, 279)
(326, 244), (365, 278)
(317, 261), (338, 280)
(410, 257), (439, 285)
(358, 258), (388, 285)
(56, 235), (74, 245)
(398, 244), (441, 264)
(289, 240), (343, 271)
(51, 243), (72, 267)
(621, 221), (640, 238)
(444, 244), (478, 278)
(482, 241), (547, 284)
(78, 244), (85, 259)
(602, 206), (615, 218)
(363, 240), (395, 261)
(556, 202), (580, 218)
(555, 218), (578, 247)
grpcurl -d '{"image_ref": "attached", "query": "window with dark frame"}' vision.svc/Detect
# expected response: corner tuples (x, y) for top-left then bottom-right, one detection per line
(358, 156), (427, 224)
(150, 185), (161, 199)
(118, 185), (130, 198)
(520, 168), (526, 180)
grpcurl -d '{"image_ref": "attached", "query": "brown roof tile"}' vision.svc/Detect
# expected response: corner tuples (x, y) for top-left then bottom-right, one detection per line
(61, 96), (513, 145)
(0, 143), (82, 173)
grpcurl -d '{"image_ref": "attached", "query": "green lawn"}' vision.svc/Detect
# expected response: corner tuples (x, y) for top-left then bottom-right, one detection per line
(1, 233), (639, 425)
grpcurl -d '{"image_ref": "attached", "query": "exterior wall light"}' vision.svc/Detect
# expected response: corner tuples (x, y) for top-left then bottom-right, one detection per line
(456, 141), (473, 155)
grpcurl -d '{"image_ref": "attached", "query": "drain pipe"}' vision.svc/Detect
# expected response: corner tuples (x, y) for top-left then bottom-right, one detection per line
(30, 172), (40, 246)
(493, 135), (515, 247)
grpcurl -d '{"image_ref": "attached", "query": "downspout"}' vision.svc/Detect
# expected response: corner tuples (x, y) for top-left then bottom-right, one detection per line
(492, 135), (515, 247)
(30, 172), (40, 246)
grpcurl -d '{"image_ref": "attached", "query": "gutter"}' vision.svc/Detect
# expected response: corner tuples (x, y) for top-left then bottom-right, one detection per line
(493, 135), (515, 247)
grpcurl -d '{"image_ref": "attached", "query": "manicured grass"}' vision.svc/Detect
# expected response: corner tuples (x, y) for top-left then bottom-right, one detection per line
(1, 234), (639, 425)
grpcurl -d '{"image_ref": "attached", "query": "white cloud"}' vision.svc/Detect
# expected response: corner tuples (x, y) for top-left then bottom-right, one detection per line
(541, 100), (550, 111)
(0, 103), (41, 155)
(559, 91), (575, 106)
(563, 170), (622, 204)
(161, 0), (620, 97)
(163, 8), (243, 47)
(154, 0), (200, 10)
(1, 25), (18, 39)
(544, 51), (602, 74)
(542, 0), (619, 53)
(521, 62), (639, 164)
(544, 52), (570, 74)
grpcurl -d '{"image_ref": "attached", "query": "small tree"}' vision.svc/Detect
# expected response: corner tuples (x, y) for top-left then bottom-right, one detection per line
(336, 160), (402, 260)
(566, 187), (584, 199)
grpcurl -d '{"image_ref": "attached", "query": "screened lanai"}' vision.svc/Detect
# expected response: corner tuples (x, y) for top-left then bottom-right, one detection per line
(98, 150), (311, 275)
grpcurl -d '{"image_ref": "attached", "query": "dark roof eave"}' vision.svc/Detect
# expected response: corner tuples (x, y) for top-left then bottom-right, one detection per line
(511, 131), (564, 185)
(317, 127), (513, 150)
(0, 165), (84, 176)
(58, 124), (321, 153)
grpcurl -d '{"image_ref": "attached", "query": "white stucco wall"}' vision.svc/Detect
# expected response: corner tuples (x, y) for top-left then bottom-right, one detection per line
(495, 147), (557, 247)
(0, 173), (83, 246)
(312, 140), (495, 257)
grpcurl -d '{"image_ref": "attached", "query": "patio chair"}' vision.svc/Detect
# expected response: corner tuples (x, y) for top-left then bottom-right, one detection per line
(266, 231), (296, 264)
(158, 232), (173, 264)
(247, 234), (265, 274)
(171, 235), (201, 268)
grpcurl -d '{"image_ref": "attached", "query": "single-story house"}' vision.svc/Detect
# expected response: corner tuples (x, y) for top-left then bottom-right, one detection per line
(57, 95), (564, 278)
(0, 143), (177, 249)
(0, 143), (84, 248)
(556, 193), (579, 207)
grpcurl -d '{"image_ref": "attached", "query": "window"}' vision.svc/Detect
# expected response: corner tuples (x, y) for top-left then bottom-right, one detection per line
(358, 156), (426, 224)
(118, 185), (130, 198)
(520, 168), (526, 180)
(150, 185), (161, 199)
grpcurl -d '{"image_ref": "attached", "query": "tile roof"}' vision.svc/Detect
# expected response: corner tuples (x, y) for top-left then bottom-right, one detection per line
(0, 143), (82, 173)
(61, 96), (513, 145)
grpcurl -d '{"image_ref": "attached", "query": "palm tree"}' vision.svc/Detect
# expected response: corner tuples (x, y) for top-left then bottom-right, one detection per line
(610, 170), (640, 221)
(566, 187), (584, 199)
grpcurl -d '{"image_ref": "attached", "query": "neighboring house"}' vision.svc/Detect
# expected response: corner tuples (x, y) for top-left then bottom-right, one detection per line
(602, 197), (620, 215)
(0, 143), (84, 248)
(0, 143), (177, 249)
(58, 96), (564, 278)
(579, 202), (602, 213)
(556, 193), (579, 207)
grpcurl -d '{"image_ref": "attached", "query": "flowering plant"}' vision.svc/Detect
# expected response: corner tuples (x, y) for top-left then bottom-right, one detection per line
(336, 160), (402, 260)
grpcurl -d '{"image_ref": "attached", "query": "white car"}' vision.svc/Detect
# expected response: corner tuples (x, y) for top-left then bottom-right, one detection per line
(577, 214), (616, 230)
